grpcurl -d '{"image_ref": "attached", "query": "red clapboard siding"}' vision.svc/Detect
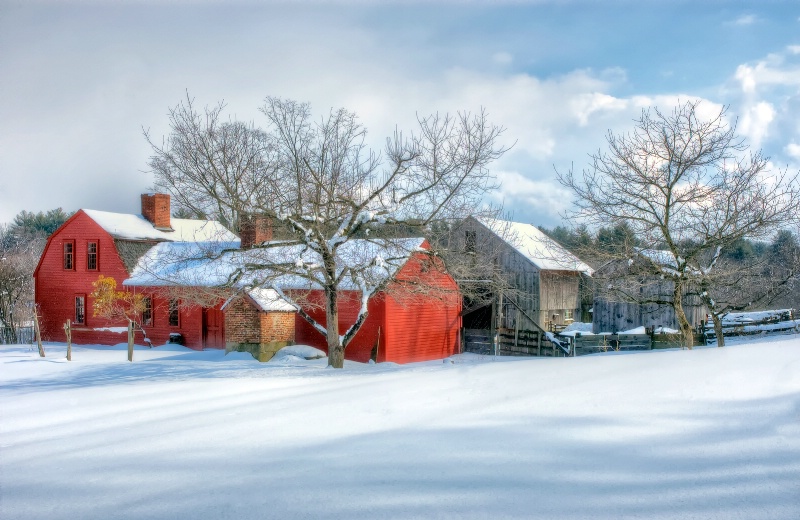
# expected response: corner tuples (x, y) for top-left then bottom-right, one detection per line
(33, 210), (208, 349)
(292, 250), (461, 363)
(292, 290), (386, 363)
(382, 252), (462, 363)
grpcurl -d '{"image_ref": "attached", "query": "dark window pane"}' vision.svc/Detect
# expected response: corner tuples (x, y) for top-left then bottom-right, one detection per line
(87, 242), (98, 270)
(63, 242), (74, 270)
(142, 297), (153, 326)
(169, 299), (179, 327)
(75, 296), (85, 324)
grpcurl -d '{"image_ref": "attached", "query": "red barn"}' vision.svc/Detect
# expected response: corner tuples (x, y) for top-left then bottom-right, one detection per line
(33, 194), (238, 349)
(36, 194), (462, 363)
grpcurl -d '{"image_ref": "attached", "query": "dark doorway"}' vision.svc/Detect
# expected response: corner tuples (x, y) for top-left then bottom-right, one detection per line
(203, 308), (225, 349)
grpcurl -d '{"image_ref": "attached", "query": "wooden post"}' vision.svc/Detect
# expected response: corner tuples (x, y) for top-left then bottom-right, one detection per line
(127, 320), (134, 362)
(496, 289), (504, 356)
(63, 320), (72, 361)
(33, 305), (45, 357)
(514, 308), (520, 351)
(490, 293), (497, 358)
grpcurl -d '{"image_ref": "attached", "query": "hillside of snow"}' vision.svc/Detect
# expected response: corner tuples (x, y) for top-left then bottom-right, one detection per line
(1, 338), (799, 519)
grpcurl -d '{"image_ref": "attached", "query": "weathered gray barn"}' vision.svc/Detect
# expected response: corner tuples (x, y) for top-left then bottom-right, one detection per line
(455, 217), (593, 333)
(592, 252), (707, 333)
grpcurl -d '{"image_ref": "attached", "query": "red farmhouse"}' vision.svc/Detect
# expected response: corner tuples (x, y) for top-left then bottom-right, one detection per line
(33, 194), (238, 349)
(34, 194), (462, 363)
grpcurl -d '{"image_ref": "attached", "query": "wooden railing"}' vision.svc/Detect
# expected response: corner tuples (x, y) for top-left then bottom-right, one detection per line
(464, 327), (567, 357)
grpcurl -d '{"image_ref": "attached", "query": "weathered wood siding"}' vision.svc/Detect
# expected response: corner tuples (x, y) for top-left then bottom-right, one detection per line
(593, 295), (706, 333)
(457, 218), (581, 330)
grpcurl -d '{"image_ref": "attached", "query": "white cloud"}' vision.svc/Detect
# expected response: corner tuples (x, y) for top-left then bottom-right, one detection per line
(786, 143), (800, 159)
(492, 52), (513, 65)
(729, 47), (800, 162)
(490, 171), (575, 222)
(730, 14), (759, 26)
(740, 102), (776, 148)
(570, 93), (627, 126)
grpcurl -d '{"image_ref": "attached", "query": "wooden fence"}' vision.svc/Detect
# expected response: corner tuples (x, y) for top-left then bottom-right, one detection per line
(570, 332), (707, 355)
(704, 313), (799, 340)
(0, 326), (34, 345)
(464, 328), (708, 357)
(464, 328), (568, 357)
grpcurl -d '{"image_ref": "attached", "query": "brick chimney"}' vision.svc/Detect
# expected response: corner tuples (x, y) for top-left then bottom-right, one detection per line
(239, 214), (273, 249)
(141, 193), (172, 231)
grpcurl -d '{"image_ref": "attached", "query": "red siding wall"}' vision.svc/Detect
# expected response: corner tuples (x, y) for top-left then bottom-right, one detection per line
(293, 290), (385, 363)
(382, 252), (462, 363)
(292, 251), (461, 363)
(33, 211), (207, 349)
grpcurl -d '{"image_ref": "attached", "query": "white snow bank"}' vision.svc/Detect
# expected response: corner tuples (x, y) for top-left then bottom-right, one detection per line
(559, 322), (595, 337)
(619, 326), (647, 334)
(270, 344), (327, 361)
(561, 321), (593, 333)
(653, 326), (680, 334)
(92, 327), (128, 333)
(2, 337), (799, 520)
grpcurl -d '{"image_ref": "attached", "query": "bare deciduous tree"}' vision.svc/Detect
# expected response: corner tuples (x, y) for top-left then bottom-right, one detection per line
(0, 225), (43, 344)
(558, 100), (800, 347)
(146, 96), (508, 367)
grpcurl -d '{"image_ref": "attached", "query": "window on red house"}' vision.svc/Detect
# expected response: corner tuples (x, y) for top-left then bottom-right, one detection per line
(75, 295), (85, 324)
(63, 241), (75, 270)
(169, 299), (180, 327)
(87, 241), (98, 270)
(142, 297), (153, 326)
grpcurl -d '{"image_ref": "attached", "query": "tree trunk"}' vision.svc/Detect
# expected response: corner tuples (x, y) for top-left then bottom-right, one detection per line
(673, 281), (694, 349)
(325, 287), (344, 368)
(63, 319), (72, 361)
(127, 320), (134, 362)
(711, 313), (725, 347)
(33, 306), (45, 358)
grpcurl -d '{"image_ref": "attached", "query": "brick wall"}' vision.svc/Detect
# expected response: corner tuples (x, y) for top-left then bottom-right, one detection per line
(224, 295), (296, 360)
(239, 214), (272, 249)
(141, 193), (171, 230)
(260, 311), (295, 343)
(224, 297), (261, 344)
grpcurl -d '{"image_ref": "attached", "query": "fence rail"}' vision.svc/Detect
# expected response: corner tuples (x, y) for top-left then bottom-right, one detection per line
(464, 328), (567, 357)
(0, 326), (34, 345)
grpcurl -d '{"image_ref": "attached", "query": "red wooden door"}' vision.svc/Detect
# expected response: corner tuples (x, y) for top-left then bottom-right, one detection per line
(203, 309), (225, 349)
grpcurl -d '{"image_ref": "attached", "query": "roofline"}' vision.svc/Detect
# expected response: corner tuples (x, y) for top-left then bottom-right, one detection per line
(468, 216), (593, 275)
(34, 209), (87, 280)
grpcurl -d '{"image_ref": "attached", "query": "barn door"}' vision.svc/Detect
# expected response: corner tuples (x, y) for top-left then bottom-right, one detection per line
(203, 309), (225, 349)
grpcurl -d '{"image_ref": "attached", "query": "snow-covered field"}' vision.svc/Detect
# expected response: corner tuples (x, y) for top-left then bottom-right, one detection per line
(2, 338), (799, 519)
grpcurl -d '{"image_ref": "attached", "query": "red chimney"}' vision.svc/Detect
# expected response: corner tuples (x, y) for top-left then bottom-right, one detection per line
(239, 214), (272, 249)
(141, 193), (172, 230)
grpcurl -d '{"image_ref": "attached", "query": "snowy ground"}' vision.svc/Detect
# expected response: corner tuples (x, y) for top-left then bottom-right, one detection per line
(1, 338), (799, 519)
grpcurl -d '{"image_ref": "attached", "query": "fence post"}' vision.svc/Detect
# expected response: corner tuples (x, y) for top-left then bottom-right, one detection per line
(63, 320), (72, 361)
(34, 306), (45, 358)
(127, 320), (134, 362)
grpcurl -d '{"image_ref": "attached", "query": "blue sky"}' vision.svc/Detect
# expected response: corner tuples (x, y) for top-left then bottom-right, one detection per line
(1, 1), (799, 228)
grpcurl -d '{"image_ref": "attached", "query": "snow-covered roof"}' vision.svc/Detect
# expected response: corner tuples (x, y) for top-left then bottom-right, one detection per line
(222, 288), (297, 312)
(246, 288), (297, 312)
(635, 248), (677, 267)
(478, 218), (593, 275)
(83, 209), (238, 243)
(124, 237), (427, 292)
